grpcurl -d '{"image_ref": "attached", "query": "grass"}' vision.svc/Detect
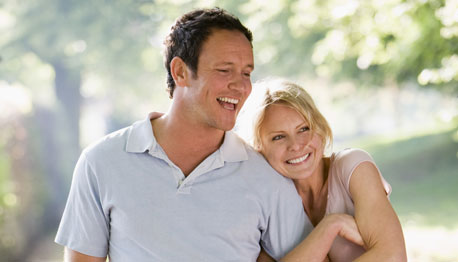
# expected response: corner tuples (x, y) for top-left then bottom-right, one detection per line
(354, 124), (458, 228)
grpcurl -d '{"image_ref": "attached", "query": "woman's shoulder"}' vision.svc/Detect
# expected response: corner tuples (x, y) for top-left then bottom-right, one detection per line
(332, 148), (374, 164)
(330, 148), (376, 187)
(330, 148), (391, 195)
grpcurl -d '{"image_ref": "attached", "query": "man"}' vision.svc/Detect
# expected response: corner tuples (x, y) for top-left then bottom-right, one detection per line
(55, 8), (310, 261)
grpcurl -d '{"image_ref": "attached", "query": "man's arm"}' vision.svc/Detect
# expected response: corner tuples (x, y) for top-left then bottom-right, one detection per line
(56, 152), (110, 260)
(350, 162), (407, 261)
(64, 247), (106, 262)
(280, 213), (364, 262)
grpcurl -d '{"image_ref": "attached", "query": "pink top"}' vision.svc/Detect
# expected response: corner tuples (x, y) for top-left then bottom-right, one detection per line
(324, 148), (391, 261)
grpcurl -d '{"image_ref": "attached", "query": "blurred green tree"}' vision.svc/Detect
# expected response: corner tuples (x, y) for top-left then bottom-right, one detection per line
(241, 0), (457, 92)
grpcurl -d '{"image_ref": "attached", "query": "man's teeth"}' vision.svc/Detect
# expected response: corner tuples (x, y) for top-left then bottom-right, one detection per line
(217, 97), (239, 104)
(287, 153), (310, 164)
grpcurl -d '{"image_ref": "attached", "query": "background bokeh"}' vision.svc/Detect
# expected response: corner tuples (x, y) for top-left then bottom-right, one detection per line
(0, 0), (457, 261)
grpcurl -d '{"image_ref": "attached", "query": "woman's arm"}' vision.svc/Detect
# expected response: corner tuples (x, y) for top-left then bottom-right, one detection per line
(280, 213), (364, 262)
(350, 162), (407, 261)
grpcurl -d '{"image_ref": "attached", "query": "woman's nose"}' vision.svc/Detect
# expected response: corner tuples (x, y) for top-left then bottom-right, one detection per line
(287, 137), (302, 151)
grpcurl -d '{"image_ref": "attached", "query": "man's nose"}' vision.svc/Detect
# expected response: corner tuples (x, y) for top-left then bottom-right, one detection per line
(228, 73), (248, 92)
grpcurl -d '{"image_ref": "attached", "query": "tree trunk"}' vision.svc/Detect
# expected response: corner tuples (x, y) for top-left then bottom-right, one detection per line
(53, 61), (82, 154)
(48, 60), (82, 218)
(20, 61), (83, 261)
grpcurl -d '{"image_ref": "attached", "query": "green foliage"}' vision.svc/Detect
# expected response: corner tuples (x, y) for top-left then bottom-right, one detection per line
(0, 0), (170, 118)
(240, 0), (458, 92)
(1, 0), (455, 112)
(0, 127), (13, 211)
(0, 148), (11, 206)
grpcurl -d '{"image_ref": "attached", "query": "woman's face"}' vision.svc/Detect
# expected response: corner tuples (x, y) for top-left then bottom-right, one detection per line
(259, 104), (324, 180)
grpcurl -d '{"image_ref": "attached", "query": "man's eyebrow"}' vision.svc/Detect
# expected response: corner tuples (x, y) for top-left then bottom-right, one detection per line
(215, 62), (233, 66)
(215, 62), (254, 69)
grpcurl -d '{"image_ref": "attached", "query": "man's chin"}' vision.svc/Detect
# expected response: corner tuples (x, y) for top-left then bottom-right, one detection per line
(215, 121), (236, 132)
(220, 125), (235, 132)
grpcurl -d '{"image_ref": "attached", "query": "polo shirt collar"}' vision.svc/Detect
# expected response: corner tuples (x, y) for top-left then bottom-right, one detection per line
(125, 115), (156, 153)
(126, 114), (249, 163)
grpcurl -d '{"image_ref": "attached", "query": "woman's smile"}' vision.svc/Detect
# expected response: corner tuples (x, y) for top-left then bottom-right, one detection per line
(286, 153), (311, 165)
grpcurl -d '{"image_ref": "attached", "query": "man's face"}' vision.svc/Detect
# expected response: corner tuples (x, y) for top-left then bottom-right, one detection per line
(183, 29), (254, 131)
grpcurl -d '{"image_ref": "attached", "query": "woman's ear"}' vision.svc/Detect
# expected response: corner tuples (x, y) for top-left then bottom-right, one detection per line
(170, 56), (189, 88)
(254, 142), (263, 153)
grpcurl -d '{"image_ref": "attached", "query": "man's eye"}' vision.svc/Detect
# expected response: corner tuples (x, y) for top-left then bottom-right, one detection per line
(272, 135), (284, 141)
(217, 69), (229, 73)
(299, 126), (310, 132)
(243, 72), (251, 77)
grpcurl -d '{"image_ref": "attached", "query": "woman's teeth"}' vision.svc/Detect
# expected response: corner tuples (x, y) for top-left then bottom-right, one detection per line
(287, 153), (310, 164)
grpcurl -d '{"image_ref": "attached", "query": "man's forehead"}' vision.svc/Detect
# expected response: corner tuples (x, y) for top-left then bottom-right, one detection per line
(203, 29), (252, 48)
(199, 30), (253, 63)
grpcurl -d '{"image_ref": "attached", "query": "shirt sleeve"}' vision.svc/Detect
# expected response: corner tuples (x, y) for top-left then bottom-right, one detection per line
(335, 148), (392, 197)
(55, 152), (110, 257)
(260, 177), (312, 260)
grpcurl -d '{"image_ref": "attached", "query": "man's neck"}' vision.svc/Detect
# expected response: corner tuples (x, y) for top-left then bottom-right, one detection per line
(151, 111), (225, 177)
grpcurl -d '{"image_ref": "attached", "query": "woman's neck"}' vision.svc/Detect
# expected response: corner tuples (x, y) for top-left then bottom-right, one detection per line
(294, 157), (331, 226)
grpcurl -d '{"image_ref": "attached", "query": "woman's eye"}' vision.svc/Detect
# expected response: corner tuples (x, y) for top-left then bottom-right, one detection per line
(299, 126), (310, 132)
(217, 69), (229, 73)
(272, 135), (284, 141)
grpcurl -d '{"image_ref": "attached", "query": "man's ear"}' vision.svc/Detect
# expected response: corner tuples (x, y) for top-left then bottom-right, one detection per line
(170, 57), (190, 87)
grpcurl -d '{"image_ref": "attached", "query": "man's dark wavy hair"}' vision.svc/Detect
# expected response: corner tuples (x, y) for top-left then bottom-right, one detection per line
(163, 7), (253, 98)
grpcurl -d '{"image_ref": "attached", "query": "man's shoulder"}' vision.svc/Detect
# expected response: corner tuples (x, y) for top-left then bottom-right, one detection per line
(235, 137), (292, 185)
(243, 145), (270, 167)
(229, 133), (270, 168)
(82, 125), (133, 160)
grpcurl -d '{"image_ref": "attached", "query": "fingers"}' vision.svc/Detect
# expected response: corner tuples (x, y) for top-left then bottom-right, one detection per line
(328, 213), (364, 246)
(339, 221), (364, 246)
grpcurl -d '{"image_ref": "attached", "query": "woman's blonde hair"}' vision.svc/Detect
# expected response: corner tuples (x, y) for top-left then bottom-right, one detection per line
(249, 79), (333, 153)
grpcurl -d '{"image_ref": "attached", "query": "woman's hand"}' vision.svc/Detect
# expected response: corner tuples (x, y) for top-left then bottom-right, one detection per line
(326, 213), (364, 247)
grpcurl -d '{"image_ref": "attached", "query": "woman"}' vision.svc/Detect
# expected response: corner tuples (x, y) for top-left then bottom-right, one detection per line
(239, 79), (407, 261)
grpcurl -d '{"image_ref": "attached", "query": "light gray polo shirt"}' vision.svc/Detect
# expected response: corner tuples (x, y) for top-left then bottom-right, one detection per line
(55, 116), (311, 261)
